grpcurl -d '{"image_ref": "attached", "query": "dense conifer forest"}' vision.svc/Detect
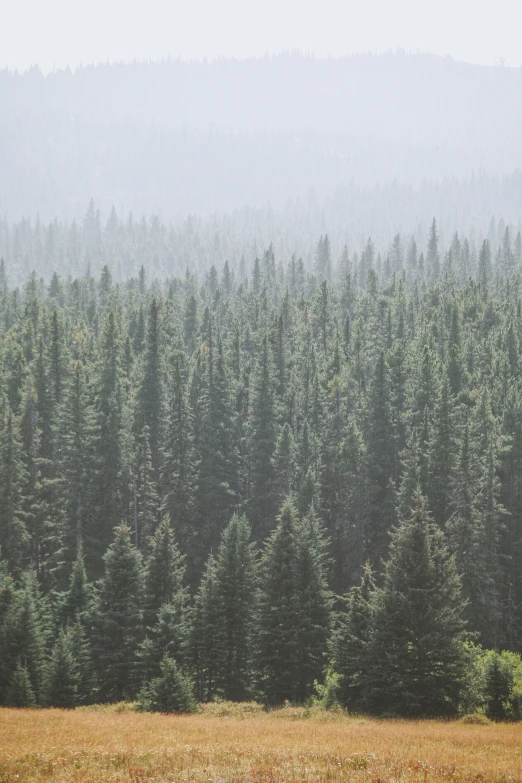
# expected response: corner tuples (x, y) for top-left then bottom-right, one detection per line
(1, 211), (522, 716)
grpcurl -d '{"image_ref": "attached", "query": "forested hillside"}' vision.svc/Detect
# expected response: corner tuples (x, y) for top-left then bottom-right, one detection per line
(2, 196), (522, 286)
(1, 219), (522, 715)
(2, 53), (522, 219)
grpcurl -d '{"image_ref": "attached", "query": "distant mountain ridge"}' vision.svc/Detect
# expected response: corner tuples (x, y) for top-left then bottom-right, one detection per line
(1, 53), (521, 220)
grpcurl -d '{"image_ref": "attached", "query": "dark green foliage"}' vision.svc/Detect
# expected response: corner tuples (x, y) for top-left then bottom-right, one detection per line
(0, 572), (49, 704)
(60, 548), (92, 624)
(0, 222), (521, 713)
(0, 409), (28, 575)
(365, 493), (468, 717)
(93, 525), (144, 702)
(364, 352), (396, 562)
(248, 337), (278, 538)
(257, 501), (300, 704)
(190, 555), (221, 701)
(144, 516), (186, 621)
(44, 628), (79, 708)
(257, 501), (331, 705)
(484, 652), (512, 720)
(483, 651), (522, 721)
(138, 654), (197, 714)
(6, 660), (36, 707)
(333, 564), (375, 712)
(200, 514), (258, 701)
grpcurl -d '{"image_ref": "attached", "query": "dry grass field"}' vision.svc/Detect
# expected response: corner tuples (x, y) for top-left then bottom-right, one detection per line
(1, 704), (521, 783)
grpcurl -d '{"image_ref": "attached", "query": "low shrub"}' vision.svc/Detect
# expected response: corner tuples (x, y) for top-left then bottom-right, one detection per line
(459, 713), (491, 725)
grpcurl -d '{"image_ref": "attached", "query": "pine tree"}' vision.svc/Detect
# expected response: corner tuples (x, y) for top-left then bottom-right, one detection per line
(69, 618), (97, 704)
(144, 515), (186, 622)
(428, 375), (456, 527)
(366, 493), (468, 717)
(213, 514), (258, 701)
(57, 361), (97, 577)
(257, 501), (299, 704)
(272, 422), (296, 503)
(0, 408), (28, 574)
(138, 654), (196, 714)
(190, 554), (222, 701)
(333, 564), (375, 711)
(6, 660), (36, 707)
(133, 425), (160, 550)
(183, 294), (198, 354)
(161, 350), (194, 556)
(427, 218), (440, 280)
(193, 329), (237, 558)
(294, 508), (332, 703)
(44, 628), (79, 707)
(0, 572), (48, 704)
(93, 312), (124, 566)
(134, 297), (163, 477)
(248, 336), (278, 538)
(256, 501), (330, 705)
(446, 422), (495, 641)
(60, 547), (92, 625)
(93, 525), (144, 702)
(364, 352), (396, 563)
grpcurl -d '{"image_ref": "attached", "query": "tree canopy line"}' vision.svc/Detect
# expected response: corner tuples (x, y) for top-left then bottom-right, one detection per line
(1, 217), (522, 717)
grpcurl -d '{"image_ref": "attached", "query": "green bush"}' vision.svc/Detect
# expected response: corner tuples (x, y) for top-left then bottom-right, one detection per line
(460, 646), (522, 721)
(484, 650), (522, 721)
(313, 670), (339, 709)
(137, 655), (197, 714)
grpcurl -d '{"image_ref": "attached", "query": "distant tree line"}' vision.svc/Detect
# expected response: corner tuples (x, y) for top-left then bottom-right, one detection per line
(1, 219), (522, 716)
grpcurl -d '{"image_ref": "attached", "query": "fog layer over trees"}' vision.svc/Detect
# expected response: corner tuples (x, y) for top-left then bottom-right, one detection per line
(1, 53), (522, 220)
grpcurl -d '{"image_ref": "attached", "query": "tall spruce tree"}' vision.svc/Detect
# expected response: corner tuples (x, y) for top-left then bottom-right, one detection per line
(365, 493), (468, 716)
(257, 501), (331, 704)
(93, 525), (144, 702)
(213, 514), (258, 701)
(364, 352), (396, 563)
(0, 408), (28, 574)
(248, 336), (278, 538)
(333, 564), (376, 712)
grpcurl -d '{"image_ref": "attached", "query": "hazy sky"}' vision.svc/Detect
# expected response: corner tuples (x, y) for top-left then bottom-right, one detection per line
(2, 0), (521, 72)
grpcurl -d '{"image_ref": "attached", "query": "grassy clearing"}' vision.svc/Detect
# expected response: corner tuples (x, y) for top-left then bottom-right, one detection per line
(0, 705), (521, 782)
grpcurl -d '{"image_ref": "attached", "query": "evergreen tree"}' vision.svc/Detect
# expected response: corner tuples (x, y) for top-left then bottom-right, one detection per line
(294, 508), (332, 703)
(134, 297), (163, 477)
(428, 376), (456, 527)
(133, 425), (160, 550)
(144, 515), (186, 622)
(364, 353), (396, 562)
(333, 564), (375, 711)
(93, 312), (124, 566)
(161, 350), (194, 555)
(44, 628), (79, 707)
(0, 572), (48, 704)
(93, 525), (144, 701)
(57, 361), (97, 577)
(60, 547), (92, 625)
(0, 408), (28, 574)
(248, 336), (278, 538)
(365, 493), (468, 716)
(6, 660), (36, 707)
(257, 501), (299, 704)
(213, 514), (258, 700)
(190, 554), (221, 701)
(138, 654), (196, 714)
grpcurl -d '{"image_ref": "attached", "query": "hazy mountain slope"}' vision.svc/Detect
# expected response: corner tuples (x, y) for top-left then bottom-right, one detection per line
(1, 53), (521, 220)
